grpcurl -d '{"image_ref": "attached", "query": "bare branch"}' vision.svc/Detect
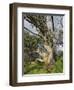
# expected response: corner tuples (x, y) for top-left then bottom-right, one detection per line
(24, 27), (43, 39)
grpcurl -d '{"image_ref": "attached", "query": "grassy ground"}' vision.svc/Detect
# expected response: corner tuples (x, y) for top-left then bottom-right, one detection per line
(24, 56), (63, 74)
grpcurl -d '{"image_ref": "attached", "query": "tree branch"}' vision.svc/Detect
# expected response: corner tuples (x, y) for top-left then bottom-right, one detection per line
(24, 27), (43, 39)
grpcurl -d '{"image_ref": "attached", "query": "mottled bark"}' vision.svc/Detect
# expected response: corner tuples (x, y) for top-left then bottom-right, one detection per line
(24, 15), (55, 66)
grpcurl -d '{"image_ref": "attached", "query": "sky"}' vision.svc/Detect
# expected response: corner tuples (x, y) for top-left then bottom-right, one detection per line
(24, 19), (38, 35)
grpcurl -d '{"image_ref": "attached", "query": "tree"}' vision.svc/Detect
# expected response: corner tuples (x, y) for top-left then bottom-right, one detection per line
(24, 14), (63, 69)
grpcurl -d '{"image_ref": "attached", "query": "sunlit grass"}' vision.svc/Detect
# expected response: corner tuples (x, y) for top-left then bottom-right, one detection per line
(24, 56), (63, 74)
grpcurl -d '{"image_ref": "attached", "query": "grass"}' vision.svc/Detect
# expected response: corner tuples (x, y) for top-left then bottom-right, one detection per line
(24, 56), (63, 74)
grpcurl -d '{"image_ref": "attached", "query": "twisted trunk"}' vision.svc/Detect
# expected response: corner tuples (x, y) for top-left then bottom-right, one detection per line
(25, 15), (55, 66)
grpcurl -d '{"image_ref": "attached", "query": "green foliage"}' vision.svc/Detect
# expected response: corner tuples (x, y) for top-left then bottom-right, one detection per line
(24, 56), (63, 74)
(24, 31), (44, 51)
(24, 61), (48, 74)
(49, 56), (63, 73)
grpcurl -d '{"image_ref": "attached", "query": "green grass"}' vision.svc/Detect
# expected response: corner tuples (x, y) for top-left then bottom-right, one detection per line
(24, 56), (63, 74)
(49, 56), (63, 73)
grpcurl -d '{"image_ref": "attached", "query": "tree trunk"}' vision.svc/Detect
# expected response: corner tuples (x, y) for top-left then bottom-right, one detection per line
(43, 44), (55, 66)
(37, 37), (55, 68)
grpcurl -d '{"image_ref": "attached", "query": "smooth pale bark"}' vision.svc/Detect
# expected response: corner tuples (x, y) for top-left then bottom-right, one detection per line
(43, 44), (53, 65)
(36, 40), (54, 67)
